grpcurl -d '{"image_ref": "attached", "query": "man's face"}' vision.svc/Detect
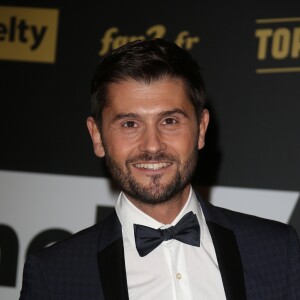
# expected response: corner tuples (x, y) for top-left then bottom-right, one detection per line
(87, 77), (209, 205)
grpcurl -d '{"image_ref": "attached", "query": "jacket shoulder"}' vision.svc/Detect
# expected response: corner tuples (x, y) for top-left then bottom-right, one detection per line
(33, 209), (120, 263)
(204, 200), (294, 236)
(20, 213), (119, 299)
(206, 203), (300, 298)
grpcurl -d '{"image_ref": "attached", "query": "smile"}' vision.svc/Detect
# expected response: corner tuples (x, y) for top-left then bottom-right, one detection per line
(133, 162), (172, 170)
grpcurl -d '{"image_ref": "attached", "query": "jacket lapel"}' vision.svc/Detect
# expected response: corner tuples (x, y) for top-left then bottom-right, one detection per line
(199, 197), (247, 300)
(97, 211), (129, 300)
(207, 221), (247, 300)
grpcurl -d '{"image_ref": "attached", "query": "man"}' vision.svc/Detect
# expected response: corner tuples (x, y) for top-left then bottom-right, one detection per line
(20, 39), (300, 300)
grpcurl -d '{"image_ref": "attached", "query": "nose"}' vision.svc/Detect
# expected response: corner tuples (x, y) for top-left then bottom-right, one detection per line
(138, 126), (166, 153)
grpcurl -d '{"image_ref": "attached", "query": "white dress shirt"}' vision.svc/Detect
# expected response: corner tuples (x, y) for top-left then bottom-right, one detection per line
(115, 186), (227, 300)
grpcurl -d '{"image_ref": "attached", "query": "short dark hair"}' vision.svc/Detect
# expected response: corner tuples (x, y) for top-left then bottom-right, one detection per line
(91, 39), (206, 127)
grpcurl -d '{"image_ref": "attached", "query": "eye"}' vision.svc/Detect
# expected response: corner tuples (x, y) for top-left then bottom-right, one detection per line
(122, 121), (138, 128)
(162, 118), (177, 125)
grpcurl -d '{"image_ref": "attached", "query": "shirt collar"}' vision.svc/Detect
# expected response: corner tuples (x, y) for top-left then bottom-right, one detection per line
(115, 186), (206, 248)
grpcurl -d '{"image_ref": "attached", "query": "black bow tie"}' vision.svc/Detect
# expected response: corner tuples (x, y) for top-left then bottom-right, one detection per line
(134, 211), (200, 257)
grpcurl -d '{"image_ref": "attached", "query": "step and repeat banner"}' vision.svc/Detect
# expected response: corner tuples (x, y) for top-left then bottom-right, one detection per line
(1, 1), (300, 298)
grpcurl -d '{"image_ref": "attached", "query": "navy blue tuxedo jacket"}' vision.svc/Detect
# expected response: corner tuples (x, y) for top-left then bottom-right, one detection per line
(20, 197), (300, 300)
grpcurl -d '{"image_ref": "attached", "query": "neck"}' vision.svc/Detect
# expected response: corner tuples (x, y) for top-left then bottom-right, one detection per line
(126, 185), (191, 224)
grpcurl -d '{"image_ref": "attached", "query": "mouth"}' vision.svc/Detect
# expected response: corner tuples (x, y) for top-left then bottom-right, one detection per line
(133, 162), (172, 171)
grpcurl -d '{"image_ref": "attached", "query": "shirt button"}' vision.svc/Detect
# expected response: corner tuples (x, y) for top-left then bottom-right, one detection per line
(176, 272), (182, 280)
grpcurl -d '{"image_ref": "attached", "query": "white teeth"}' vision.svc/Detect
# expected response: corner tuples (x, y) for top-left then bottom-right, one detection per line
(134, 162), (171, 170)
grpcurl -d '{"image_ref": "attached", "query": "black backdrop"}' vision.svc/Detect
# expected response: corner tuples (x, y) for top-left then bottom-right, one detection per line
(0, 1), (299, 206)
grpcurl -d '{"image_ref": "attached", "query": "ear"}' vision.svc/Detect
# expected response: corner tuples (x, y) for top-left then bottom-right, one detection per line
(86, 117), (105, 157)
(198, 109), (209, 150)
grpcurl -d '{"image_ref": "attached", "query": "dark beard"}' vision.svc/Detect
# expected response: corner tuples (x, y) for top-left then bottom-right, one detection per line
(104, 148), (198, 205)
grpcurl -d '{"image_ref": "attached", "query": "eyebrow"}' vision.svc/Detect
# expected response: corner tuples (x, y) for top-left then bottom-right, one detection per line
(112, 109), (188, 123)
(112, 113), (141, 123)
(160, 109), (188, 118)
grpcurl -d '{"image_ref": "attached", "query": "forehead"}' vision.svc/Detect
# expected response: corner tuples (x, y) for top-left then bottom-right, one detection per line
(105, 77), (194, 114)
